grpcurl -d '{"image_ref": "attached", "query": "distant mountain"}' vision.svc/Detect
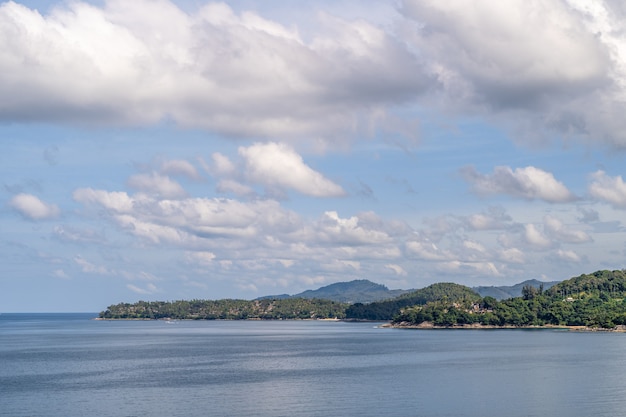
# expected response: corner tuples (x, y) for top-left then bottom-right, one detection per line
(473, 279), (560, 300)
(259, 278), (562, 304)
(258, 280), (412, 304)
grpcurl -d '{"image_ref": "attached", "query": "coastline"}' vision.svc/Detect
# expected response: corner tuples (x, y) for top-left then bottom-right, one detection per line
(384, 321), (626, 332)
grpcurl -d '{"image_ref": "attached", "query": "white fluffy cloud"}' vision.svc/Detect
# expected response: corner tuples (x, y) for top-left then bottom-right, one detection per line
(588, 171), (626, 208)
(462, 165), (576, 203)
(9, 193), (60, 220)
(543, 215), (592, 243)
(239, 142), (345, 197)
(0, 1), (426, 143)
(3, 0), (626, 151)
(523, 224), (553, 249)
(401, 0), (626, 147)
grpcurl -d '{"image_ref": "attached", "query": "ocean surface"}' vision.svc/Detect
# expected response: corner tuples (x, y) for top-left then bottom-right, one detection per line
(2, 314), (626, 417)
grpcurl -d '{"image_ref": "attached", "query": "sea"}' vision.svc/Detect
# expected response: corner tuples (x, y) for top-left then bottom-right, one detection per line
(2, 313), (626, 417)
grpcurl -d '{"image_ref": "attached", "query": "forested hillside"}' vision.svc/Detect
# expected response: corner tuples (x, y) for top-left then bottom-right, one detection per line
(345, 283), (481, 320)
(99, 269), (626, 329)
(393, 270), (626, 329)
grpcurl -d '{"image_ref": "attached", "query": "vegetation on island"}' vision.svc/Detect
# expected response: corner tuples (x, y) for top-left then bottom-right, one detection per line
(99, 297), (347, 320)
(99, 269), (626, 330)
(393, 270), (626, 329)
(345, 282), (480, 320)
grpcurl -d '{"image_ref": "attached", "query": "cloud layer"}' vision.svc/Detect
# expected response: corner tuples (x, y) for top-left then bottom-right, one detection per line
(3, 0), (626, 148)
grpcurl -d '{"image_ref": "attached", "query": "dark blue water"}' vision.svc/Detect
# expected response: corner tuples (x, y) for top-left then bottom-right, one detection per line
(2, 314), (626, 417)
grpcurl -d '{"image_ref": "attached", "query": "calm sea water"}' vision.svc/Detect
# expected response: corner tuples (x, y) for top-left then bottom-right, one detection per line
(2, 314), (626, 417)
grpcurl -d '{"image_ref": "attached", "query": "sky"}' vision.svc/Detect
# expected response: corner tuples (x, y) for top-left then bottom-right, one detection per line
(2, 0), (626, 312)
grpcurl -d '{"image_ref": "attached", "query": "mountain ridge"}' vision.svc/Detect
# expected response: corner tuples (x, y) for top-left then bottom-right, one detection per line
(256, 278), (557, 304)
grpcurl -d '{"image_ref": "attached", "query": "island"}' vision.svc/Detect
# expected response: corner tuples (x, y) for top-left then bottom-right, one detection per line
(99, 269), (626, 330)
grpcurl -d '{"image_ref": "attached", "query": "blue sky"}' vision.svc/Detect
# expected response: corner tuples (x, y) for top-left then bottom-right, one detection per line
(2, 0), (626, 312)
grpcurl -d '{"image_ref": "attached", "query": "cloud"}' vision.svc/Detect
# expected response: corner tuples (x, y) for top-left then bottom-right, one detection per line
(239, 142), (345, 197)
(555, 249), (583, 263)
(588, 171), (626, 208)
(9, 193), (60, 220)
(127, 172), (187, 198)
(523, 224), (552, 249)
(160, 159), (201, 180)
(464, 206), (512, 230)
(52, 269), (70, 280)
(577, 207), (600, 223)
(210, 153), (237, 176)
(316, 211), (391, 245)
(185, 251), (216, 266)
(437, 260), (501, 277)
(74, 256), (109, 275)
(216, 179), (255, 197)
(498, 247), (525, 264)
(402, 0), (609, 107)
(0, 1), (427, 143)
(53, 225), (106, 244)
(4, 0), (626, 152)
(386, 263), (408, 276)
(461, 165), (576, 203)
(543, 215), (592, 243)
(406, 239), (451, 261)
(73, 188), (134, 213)
(74, 189), (301, 246)
(126, 283), (158, 295)
(400, 0), (626, 147)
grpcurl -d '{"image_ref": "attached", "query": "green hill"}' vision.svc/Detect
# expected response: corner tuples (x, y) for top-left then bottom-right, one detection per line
(258, 279), (412, 304)
(393, 269), (626, 329)
(345, 282), (480, 320)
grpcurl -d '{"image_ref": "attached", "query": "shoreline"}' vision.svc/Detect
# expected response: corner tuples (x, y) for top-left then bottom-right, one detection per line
(384, 321), (626, 332)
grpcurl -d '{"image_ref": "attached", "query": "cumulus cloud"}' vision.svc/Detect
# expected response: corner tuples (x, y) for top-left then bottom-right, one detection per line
(239, 142), (345, 197)
(316, 211), (391, 245)
(465, 206), (512, 230)
(523, 224), (553, 249)
(588, 171), (626, 208)
(4, 0), (626, 151)
(0, 1), (427, 142)
(403, 0), (609, 107)
(73, 188), (134, 212)
(400, 0), (626, 147)
(543, 215), (592, 243)
(461, 165), (576, 203)
(406, 239), (451, 261)
(9, 193), (60, 220)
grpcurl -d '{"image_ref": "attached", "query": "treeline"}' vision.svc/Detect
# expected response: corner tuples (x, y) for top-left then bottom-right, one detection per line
(99, 298), (347, 320)
(393, 270), (626, 329)
(345, 282), (481, 320)
(99, 269), (626, 328)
